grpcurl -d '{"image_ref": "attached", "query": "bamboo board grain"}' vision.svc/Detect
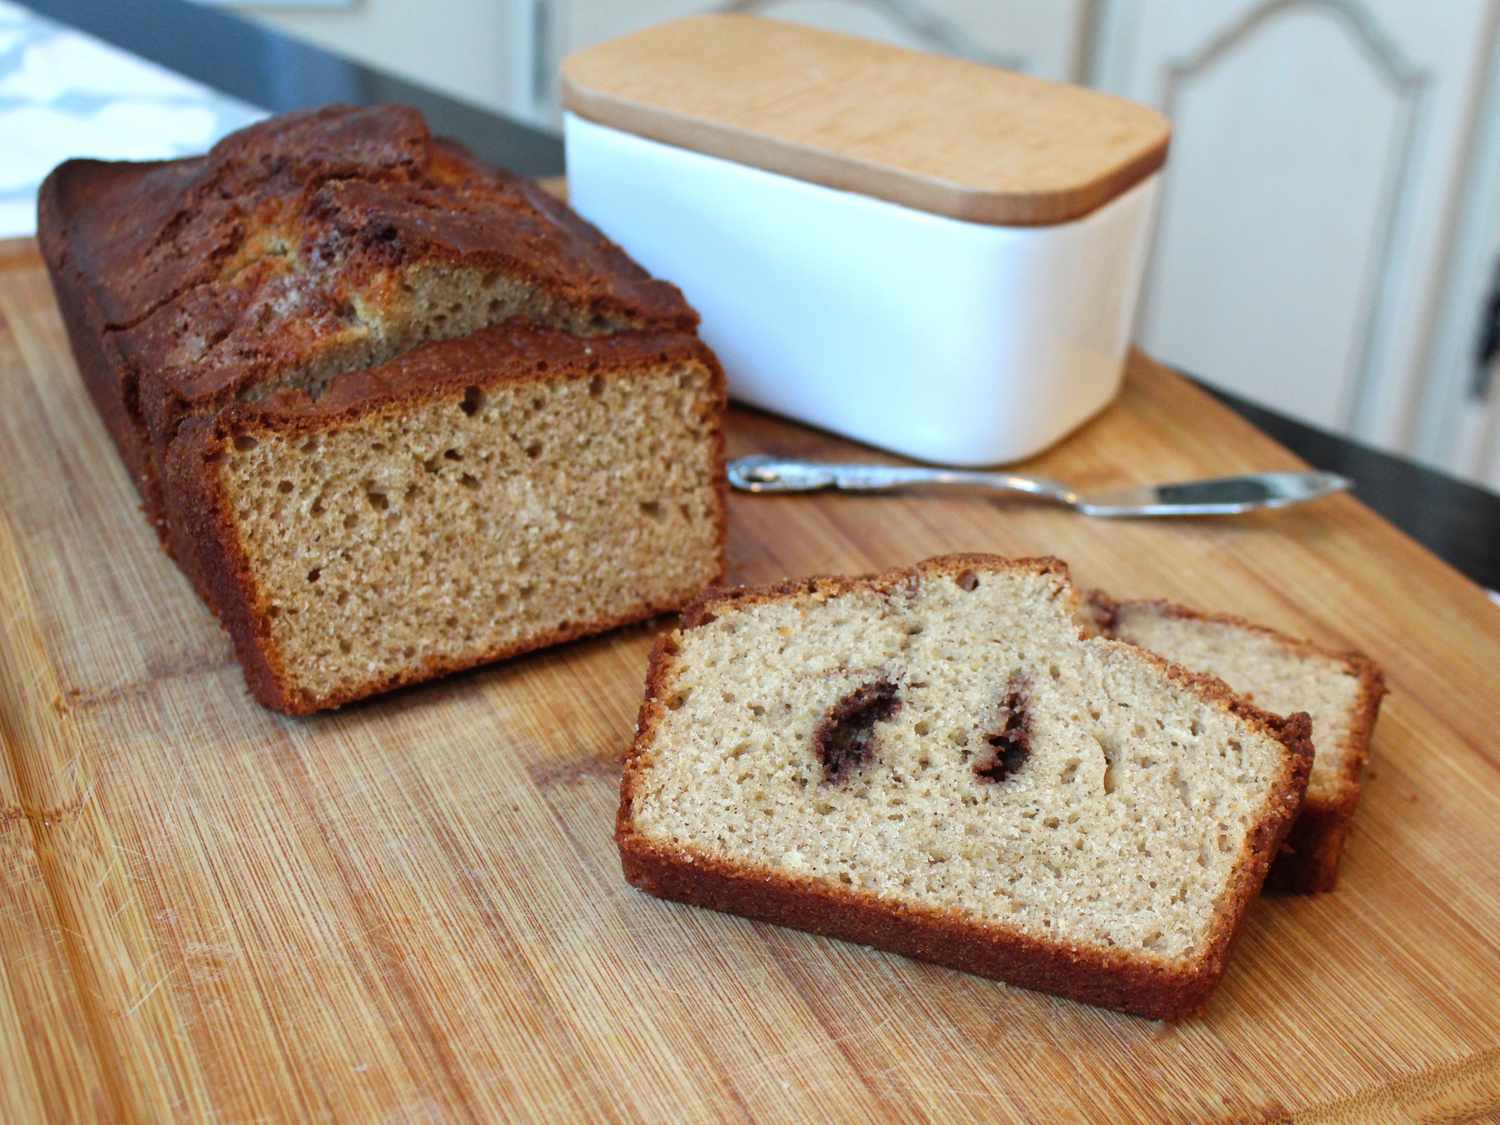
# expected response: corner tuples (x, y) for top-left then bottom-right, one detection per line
(1, 235), (1498, 1122)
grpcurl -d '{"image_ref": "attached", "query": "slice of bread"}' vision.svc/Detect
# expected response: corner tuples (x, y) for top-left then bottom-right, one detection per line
(1084, 594), (1385, 893)
(166, 323), (725, 714)
(617, 556), (1312, 1019)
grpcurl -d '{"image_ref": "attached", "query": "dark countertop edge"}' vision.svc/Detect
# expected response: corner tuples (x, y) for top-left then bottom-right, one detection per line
(1202, 385), (1500, 591)
(29, 1), (1500, 591)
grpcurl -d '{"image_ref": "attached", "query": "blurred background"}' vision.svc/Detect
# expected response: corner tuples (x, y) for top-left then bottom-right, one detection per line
(8, 0), (1500, 496)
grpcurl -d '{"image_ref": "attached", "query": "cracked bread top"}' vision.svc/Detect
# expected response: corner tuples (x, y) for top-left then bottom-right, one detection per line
(39, 104), (697, 447)
(201, 320), (722, 429)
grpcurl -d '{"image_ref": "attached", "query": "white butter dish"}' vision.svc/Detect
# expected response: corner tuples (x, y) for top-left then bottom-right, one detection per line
(562, 16), (1170, 465)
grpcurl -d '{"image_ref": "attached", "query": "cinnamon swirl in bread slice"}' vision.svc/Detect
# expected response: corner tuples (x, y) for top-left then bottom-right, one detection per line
(618, 556), (1311, 1019)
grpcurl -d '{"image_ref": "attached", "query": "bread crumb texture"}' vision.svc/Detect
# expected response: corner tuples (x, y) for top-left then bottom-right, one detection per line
(629, 561), (1293, 965)
(1107, 606), (1364, 805)
(223, 360), (719, 706)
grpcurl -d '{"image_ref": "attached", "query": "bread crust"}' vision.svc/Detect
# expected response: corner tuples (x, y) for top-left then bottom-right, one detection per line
(618, 555), (1313, 1020)
(37, 104), (698, 539)
(165, 324), (728, 715)
(37, 165), (170, 541)
(1087, 591), (1385, 893)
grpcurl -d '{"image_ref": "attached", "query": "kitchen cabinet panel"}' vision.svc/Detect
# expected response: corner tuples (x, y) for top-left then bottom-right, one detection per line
(1096, 0), (1497, 457)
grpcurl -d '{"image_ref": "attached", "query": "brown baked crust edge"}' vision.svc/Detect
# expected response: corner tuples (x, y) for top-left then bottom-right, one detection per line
(1087, 591), (1386, 893)
(37, 162), (170, 539)
(617, 555), (1312, 1020)
(165, 328), (729, 715)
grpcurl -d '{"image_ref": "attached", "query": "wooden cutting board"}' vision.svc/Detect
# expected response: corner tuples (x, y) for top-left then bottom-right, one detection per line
(2, 234), (1498, 1123)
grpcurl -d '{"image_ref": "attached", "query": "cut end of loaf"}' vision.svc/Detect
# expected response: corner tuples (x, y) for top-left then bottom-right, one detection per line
(181, 328), (726, 713)
(618, 555), (1310, 1019)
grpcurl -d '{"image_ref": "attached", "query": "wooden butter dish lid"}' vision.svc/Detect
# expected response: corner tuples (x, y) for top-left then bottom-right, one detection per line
(561, 15), (1171, 227)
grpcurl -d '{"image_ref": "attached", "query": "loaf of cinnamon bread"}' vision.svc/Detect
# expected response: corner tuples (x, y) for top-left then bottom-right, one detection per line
(39, 105), (725, 712)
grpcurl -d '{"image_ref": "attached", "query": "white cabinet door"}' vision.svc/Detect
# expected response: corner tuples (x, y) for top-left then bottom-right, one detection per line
(1413, 22), (1500, 493)
(541, 0), (1089, 123)
(1094, 0), (1496, 447)
(235, 1), (538, 122)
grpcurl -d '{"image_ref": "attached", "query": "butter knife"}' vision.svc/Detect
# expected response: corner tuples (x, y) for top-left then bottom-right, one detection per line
(726, 455), (1351, 518)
